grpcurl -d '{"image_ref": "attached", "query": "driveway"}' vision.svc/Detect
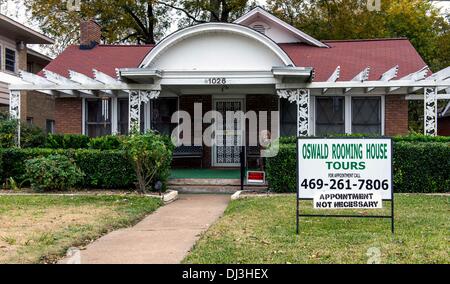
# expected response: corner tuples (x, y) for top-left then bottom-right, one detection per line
(60, 194), (230, 264)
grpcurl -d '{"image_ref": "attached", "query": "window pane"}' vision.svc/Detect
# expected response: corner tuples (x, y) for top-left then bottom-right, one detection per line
(352, 97), (381, 135)
(280, 98), (297, 136)
(5, 48), (15, 72)
(86, 99), (111, 137)
(151, 98), (177, 135)
(118, 99), (129, 135)
(46, 120), (55, 134)
(315, 97), (345, 136)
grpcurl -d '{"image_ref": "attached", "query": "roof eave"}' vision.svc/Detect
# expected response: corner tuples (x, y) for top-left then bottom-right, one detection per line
(0, 14), (54, 44)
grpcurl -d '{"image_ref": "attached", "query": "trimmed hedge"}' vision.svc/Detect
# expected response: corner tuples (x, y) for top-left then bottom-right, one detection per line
(393, 142), (449, 193)
(0, 148), (136, 189)
(45, 134), (90, 149)
(265, 142), (450, 193)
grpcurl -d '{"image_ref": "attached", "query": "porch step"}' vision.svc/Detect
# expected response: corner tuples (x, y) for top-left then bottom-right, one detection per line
(169, 185), (268, 194)
(168, 178), (268, 194)
(168, 178), (241, 186)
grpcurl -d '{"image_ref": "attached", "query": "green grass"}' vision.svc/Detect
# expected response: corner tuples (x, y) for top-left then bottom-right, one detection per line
(0, 195), (162, 263)
(184, 194), (449, 264)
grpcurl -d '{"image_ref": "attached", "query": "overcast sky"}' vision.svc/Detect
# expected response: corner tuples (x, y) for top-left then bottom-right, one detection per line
(0, 0), (448, 56)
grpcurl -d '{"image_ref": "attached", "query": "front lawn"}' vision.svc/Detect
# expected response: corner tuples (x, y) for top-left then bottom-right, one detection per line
(184, 194), (449, 264)
(0, 194), (162, 263)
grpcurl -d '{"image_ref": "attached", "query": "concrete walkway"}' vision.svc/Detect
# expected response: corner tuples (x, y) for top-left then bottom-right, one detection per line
(61, 194), (230, 264)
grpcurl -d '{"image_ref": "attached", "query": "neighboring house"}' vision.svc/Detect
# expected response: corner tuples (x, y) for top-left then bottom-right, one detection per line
(17, 7), (441, 168)
(0, 13), (54, 132)
(438, 102), (450, 136)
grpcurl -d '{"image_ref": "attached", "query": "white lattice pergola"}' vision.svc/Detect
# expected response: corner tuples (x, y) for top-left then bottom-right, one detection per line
(8, 65), (450, 146)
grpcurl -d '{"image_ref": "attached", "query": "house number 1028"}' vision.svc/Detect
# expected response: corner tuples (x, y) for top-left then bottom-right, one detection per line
(206, 78), (227, 85)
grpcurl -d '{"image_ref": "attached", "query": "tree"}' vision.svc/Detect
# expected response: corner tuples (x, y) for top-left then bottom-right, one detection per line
(122, 132), (173, 193)
(167, 0), (251, 28)
(267, 0), (449, 72)
(25, 0), (172, 55)
(24, 0), (253, 55)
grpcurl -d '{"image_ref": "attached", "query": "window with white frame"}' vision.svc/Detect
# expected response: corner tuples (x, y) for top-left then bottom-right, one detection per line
(313, 96), (382, 136)
(85, 98), (112, 137)
(5, 48), (16, 73)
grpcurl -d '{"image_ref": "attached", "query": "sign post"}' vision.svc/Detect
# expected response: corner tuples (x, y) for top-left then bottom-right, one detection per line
(296, 138), (394, 234)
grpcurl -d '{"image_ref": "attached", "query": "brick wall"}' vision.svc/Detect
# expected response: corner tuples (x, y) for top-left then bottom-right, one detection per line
(385, 95), (409, 136)
(80, 20), (101, 47)
(55, 98), (82, 134)
(25, 91), (55, 129)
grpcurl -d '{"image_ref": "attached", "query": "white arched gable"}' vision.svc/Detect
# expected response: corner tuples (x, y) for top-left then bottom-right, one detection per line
(139, 23), (294, 71)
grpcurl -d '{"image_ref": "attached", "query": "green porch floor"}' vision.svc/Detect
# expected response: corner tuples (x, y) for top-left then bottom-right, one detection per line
(170, 169), (241, 179)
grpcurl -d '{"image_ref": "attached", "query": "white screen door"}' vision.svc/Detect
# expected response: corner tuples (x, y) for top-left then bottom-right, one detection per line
(213, 98), (244, 167)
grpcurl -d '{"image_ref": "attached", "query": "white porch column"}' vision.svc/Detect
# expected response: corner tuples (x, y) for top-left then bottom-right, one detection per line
(9, 90), (21, 147)
(277, 89), (310, 136)
(128, 90), (160, 134)
(424, 87), (438, 136)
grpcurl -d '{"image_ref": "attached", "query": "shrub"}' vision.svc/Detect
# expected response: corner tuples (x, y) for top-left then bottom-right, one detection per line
(45, 134), (90, 149)
(73, 149), (136, 188)
(122, 132), (173, 193)
(24, 154), (84, 191)
(20, 124), (47, 148)
(0, 117), (46, 148)
(0, 148), (60, 183)
(88, 135), (124, 150)
(265, 143), (297, 193)
(0, 134), (173, 190)
(0, 118), (17, 148)
(265, 141), (450, 193)
(393, 142), (449, 193)
(0, 148), (136, 189)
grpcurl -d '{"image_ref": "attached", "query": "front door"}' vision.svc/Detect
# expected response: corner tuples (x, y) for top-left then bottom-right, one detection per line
(213, 98), (244, 167)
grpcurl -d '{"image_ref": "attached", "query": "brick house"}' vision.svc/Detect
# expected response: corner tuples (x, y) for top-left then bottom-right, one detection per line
(0, 13), (54, 131)
(10, 7), (448, 167)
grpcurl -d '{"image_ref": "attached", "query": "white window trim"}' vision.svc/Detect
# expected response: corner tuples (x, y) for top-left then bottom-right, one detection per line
(0, 43), (3, 71)
(111, 97), (118, 134)
(81, 97), (86, 135)
(312, 94), (385, 136)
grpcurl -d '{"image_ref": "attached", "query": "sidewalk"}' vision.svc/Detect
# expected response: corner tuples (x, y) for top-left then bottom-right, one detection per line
(60, 194), (230, 264)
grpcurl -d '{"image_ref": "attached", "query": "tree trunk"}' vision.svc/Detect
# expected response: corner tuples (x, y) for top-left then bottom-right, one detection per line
(209, 0), (221, 22)
(146, 0), (156, 44)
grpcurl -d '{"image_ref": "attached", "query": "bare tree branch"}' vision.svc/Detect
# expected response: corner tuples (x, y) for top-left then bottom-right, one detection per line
(157, 1), (207, 23)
